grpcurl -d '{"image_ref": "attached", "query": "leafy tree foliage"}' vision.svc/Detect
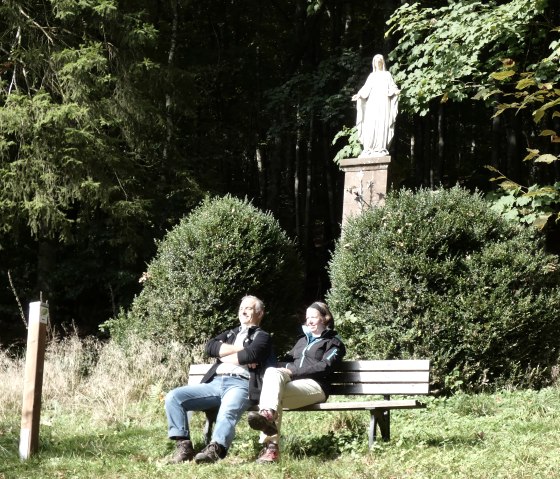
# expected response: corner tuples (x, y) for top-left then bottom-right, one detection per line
(387, 0), (548, 115)
(482, 49), (560, 232)
(327, 187), (560, 393)
(386, 0), (560, 241)
(103, 195), (304, 349)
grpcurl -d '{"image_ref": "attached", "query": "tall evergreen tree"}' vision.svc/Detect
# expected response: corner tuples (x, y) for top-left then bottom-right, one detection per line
(0, 0), (201, 334)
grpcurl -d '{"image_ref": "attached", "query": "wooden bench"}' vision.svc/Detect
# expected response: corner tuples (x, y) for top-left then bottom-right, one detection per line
(187, 359), (430, 448)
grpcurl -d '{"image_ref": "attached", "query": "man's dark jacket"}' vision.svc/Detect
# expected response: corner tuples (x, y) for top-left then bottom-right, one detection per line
(202, 325), (273, 402)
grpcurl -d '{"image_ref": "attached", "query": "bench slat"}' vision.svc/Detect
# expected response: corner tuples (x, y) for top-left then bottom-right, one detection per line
(331, 371), (429, 383)
(189, 363), (214, 375)
(330, 383), (429, 395)
(284, 399), (425, 411)
(187, 360), (431, 394)
(187, 378), (429, 395)
(189, 372), (430, 386)
(188, 360), (430, 375)
(335, 360), (430, 372)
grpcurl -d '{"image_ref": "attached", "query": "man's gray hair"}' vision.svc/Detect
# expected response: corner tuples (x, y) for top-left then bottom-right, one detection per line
(241, 295), (265, 313)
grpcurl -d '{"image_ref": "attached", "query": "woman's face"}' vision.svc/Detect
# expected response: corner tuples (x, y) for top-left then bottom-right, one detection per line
(305, 307), (326, 335)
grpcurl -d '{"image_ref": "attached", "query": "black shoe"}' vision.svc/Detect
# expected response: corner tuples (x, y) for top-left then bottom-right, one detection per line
(194, 441), (225, 464)
(248, 410), (278, 436)
(168, 439), (195, 464)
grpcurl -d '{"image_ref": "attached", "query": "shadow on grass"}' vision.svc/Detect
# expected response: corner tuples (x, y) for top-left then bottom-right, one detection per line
(283, 431), (365, 460)
(0, 425), (169, 479)
(38, 425), (162, 459)
(0, 423), (164, 462)
(422, 433), (485, 448)
(283, 431), (484, 459)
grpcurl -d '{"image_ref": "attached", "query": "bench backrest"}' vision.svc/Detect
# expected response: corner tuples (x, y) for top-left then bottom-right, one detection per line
(330, 359), (430, 396)
(188, 359), (430, 397)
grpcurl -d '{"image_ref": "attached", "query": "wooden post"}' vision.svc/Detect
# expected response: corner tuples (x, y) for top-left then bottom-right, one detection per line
(19, 301), (49, 460)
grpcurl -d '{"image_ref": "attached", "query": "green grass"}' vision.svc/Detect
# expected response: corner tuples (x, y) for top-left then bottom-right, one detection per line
(2, 336), (560, 478)
(2, 388), (560, 478)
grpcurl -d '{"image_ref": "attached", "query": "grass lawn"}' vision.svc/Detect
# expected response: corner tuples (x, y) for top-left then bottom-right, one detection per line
(2, 387), (560, 479)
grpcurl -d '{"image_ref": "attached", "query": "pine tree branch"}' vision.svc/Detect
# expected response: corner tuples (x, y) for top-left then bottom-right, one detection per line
(17, 6), (54, 44)
(7, 270), (27, 328)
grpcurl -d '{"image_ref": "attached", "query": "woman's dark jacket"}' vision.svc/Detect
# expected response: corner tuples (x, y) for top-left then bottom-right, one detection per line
(202, 325), (273, 402)
(279, 328), (346, 397)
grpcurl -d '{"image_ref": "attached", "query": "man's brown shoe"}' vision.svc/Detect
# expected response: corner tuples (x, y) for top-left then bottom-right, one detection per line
(168, 439), (195, 464)
(194, 441), (226, 464)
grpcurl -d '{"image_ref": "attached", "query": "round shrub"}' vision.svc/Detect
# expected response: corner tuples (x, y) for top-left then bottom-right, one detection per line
(104, 195), (304, 349)
(327, 186), (560, 392)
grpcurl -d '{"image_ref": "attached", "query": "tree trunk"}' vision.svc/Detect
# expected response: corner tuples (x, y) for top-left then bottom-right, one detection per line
(413, 116), (425, 187)
(255, 146), (266, 205)
(266, 136), (282, 216)
(162, 0), (179, 163)
(304, 116), (313, 253)
(491, 109), (503, 172)
(436, 103), (445, 185)
(506, 111), (521, 182)
(322, 123), (338, 236)
(37, 240), (56, 303)
(295, 107), (302, 239)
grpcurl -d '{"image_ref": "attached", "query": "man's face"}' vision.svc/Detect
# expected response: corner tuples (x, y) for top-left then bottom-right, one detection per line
(238, 297), (262, 327)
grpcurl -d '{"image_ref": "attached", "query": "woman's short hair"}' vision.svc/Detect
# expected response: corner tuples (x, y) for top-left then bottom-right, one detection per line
(308, 301), (334, 329)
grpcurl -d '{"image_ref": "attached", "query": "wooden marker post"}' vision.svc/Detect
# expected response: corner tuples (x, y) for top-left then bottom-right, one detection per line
(19, 301), (49, 460)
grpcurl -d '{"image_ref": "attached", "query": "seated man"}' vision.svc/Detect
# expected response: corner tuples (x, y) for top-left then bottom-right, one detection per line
(165, 295), (272, 464)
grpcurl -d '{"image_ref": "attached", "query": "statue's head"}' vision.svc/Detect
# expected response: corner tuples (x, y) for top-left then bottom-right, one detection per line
(372, 54), (386, 72)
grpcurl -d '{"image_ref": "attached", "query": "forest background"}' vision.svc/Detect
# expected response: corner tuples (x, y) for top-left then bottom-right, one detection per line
(1, 0), (559, 347)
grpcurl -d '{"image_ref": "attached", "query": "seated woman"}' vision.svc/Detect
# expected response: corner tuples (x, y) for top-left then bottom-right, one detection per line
(247, 301), (346, 463)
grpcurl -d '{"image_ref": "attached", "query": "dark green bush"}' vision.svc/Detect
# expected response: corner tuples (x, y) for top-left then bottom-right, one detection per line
(327, 186), (560, 392)
(103, 195), (304, 349)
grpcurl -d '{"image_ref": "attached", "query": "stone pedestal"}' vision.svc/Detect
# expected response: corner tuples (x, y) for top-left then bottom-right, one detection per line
(339, 155), (390, 226)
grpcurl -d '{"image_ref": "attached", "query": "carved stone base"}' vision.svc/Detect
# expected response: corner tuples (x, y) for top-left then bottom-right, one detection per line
(339, 155), (390, 226)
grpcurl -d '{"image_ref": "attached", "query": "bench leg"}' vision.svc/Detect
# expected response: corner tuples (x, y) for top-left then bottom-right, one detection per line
(369, 409), (391, 447)
(203, 409), (217, 445)
(187, 409), (217, 445)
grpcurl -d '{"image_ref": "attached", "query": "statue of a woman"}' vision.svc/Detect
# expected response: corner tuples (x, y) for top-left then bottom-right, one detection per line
(352, 54), (400, 157)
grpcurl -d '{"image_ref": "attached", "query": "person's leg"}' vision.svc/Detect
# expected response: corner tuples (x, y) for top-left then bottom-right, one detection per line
(194, 376), (250, 464)
(261, 378), (326, 445)
(164, 380), (222, 439)
(164, 379), (223, 463)
(211, 376), (251, 448)
(280, 378), (326, 409)
(250, 374), (325, 463)
(258, 367), (290, 411)
(249, 368), (290, 438)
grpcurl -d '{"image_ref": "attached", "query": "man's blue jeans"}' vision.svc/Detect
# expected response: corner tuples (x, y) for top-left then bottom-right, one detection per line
(165, 375), (250, 449)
